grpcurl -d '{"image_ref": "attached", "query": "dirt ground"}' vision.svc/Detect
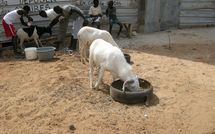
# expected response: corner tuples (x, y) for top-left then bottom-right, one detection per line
(0, 27), (215, 134)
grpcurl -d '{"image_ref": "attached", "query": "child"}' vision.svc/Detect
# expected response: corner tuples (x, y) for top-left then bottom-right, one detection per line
(106, 0), (122, 37)
(2, 5), (33, 54)
(88, 0), (102, 29)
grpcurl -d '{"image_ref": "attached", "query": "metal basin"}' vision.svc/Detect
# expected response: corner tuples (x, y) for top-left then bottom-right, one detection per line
(37, 46), (56, 61)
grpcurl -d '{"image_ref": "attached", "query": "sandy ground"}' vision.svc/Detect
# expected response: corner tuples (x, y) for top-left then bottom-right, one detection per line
(0, 27), (215, 134)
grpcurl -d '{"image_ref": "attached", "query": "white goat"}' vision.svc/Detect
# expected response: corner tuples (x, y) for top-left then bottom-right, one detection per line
(78, 26), (118, 63)
(16, 26), (52, 51)
(89, 39), (139, 92)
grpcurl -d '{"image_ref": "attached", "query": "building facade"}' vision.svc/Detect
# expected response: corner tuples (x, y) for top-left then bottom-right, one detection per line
(0, 0), (215, 41)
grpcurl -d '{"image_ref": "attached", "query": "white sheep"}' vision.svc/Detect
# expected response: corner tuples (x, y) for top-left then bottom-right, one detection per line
(89, 39), (139, 92)
(77, 26), (118, 64)
(16, 25), (52, 51)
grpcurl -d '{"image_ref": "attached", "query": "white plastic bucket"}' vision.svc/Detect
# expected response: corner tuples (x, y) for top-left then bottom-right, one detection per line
(24, 47), (37, 60)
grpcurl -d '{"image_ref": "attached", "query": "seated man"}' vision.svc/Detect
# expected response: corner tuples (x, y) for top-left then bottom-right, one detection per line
(106, 0), (122, 37)
(88, 0), (102, 29)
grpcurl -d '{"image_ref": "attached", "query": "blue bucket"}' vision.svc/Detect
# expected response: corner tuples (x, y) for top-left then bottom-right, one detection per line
(37, 46), (56, 61)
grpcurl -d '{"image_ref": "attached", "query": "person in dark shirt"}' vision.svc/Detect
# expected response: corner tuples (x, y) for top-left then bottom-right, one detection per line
(106, 0), (122, 37)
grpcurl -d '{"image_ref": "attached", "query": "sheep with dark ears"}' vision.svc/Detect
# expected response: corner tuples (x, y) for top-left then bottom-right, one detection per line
(16, 25), (52, 52)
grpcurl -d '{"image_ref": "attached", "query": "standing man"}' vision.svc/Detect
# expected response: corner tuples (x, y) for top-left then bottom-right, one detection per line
(88, 0), (102, 29)
(70, 16), (87, 52)
(2, 5), (33, 54)
(39, 5), (86, 50)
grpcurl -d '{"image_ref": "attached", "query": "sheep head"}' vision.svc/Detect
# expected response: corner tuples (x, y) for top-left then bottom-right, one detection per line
(122, 76), (140, 93)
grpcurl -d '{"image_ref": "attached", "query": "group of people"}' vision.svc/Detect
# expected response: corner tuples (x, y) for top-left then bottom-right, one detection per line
(2, 0), (122, 55)
(87, 0), (123, 37)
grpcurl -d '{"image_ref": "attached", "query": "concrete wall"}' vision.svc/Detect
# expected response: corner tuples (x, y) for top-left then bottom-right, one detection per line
(143, 0), (215, 32)
(143, 0), (180, 33)
(144, 0), (160, 33)
(160, 0), (180, 30)
(137, 0), (145, 32)
(179, 0), (215, 27)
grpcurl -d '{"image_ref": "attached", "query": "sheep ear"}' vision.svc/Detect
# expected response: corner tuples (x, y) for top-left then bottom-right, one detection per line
(122, 79), (134, 93)
(122, 80), (129, 93)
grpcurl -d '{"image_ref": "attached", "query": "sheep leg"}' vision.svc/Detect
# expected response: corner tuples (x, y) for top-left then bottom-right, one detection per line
(84, 49), (89, 63)
(38, 39), (43, 47)
(79, 40), (85, 64)
(83, 41), (90, 63)
(85, 49), (89, 62)
(82, 46), (87, 64)
(80, 47), (85, 64)
(94, 67), (105, 89)
(83, 46), (88, 63)
(34, 38), (39, 48)
(95, 66), (104, 84)
(89, 53), (94, 89)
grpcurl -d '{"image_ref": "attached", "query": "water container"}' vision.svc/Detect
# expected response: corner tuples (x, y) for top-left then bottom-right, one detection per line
(24, 47), (37, 60)
(37, 46), (56, 61)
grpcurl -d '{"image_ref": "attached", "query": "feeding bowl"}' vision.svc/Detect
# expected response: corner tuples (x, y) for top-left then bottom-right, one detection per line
(110, 78), (153, 104)
(124, 53), (131, 64)
(37, 46), (56, 61)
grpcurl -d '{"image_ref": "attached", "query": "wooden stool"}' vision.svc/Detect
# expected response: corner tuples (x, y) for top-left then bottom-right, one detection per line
(122, 23), (133, 38)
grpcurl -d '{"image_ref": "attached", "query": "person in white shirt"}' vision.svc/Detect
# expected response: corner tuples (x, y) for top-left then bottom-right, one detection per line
(70, 17), (84, 52)
(88, 0), (102, 29)
(2, 5), (33, 54)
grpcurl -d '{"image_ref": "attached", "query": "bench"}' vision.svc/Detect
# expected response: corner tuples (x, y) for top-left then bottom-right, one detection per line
(81, 6), (137, 38)
(98, 15), (134, 38)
